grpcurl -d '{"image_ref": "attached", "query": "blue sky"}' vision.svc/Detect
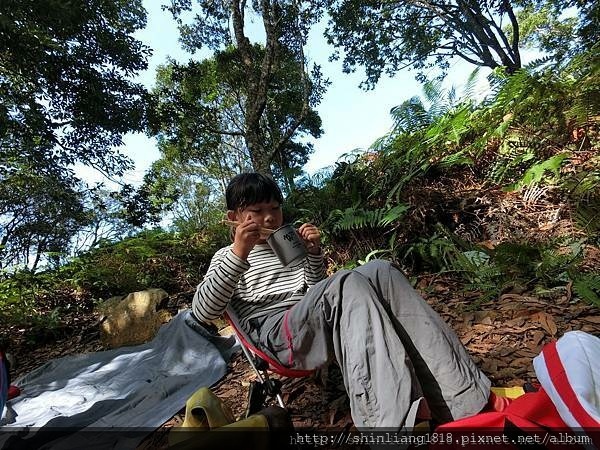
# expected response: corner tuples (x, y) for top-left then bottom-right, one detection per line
(78, 0), (492, 186)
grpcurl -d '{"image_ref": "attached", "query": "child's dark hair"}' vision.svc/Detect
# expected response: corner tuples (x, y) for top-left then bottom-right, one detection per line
(226, 172), (283, 210)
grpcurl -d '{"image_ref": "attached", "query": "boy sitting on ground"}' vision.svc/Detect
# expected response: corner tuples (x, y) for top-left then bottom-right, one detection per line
(192, 172), (490, 429)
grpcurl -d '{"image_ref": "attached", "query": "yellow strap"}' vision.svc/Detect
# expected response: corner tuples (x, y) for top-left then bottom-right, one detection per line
(490, 386), (526, 399)
(220, 414), (269, 429)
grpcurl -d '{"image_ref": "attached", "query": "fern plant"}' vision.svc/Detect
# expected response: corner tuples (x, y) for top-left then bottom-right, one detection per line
(505, 153), (569, 191)
(563, 47), (600, 128)
(401, 233), (460, 272)
(537, 239), (585, 283)
(326, 204), (409, 233)
(574, 203), (600, 235)
(572, 273), (600, 307)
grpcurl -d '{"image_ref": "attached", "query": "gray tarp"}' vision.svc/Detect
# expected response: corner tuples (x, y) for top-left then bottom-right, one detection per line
(0, 310), (238, 449)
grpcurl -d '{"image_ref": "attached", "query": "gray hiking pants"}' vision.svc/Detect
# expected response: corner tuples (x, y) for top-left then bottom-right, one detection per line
(249, 260), (491, 429)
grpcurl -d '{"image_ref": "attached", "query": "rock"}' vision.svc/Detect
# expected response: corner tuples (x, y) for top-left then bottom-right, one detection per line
(97, 288), (172, 348)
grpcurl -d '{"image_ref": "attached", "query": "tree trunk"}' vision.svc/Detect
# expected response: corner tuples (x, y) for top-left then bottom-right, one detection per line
(230, 0), (311, 177)
(248, 136), (273, 174)
(231, 0), (276, 175)
(30, 242), (43, 273)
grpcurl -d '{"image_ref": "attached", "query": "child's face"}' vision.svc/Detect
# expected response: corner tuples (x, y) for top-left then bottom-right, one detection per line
(229, 199), (283, 243)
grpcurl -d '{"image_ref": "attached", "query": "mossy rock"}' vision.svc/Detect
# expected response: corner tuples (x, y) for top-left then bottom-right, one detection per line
(97, 288), (172, 348)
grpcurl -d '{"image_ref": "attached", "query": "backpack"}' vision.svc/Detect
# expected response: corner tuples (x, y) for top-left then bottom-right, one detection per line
(435, 331), (600, 449)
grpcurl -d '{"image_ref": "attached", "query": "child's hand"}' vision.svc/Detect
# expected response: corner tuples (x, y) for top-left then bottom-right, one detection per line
(298, 223), (321, 254)
(232, 215), (262, 260)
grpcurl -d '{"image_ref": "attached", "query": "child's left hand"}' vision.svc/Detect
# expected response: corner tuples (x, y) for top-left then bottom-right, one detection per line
(298, 223), (321, 254)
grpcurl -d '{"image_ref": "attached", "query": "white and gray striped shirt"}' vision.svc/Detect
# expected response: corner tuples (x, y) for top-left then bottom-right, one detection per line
(192, 243), (326, 333)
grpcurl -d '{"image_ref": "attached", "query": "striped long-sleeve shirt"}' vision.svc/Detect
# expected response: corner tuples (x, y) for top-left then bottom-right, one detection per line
(192, 243), (326, 333)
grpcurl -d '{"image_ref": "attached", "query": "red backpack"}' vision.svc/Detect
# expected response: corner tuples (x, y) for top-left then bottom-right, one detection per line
(434, 331), (600, 449)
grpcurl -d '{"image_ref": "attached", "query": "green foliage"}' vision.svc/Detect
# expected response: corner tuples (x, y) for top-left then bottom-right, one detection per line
(402, 233), (462, 273)
(65, 228), (229, 299)
(574, 203), (600, 236)
(505, 153), (569, 191)
(370, 49), (600, 197)
(0, 0), (149, 166)
(572, 273), (600, 307)
(0, 224), (231, 345)
(0, 168), (89, 270)
(286, 154), (375, 224)
(1, 0), (151, 270)
(165, 0), (328, 173)
(399, 228), (594, 305)
(148, 45), (324, 201)
(327, 204), (408, 233)
(323, 0), (578, 86)
(514, 2), (578, 59)
(0, 269), (66, 344)
(291, 48), (600, 312)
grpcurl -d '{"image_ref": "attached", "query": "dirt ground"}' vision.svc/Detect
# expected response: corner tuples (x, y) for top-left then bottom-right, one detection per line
(7, 278), (600, 449)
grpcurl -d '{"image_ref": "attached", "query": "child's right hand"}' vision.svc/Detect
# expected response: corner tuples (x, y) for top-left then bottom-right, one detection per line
(232, 215), (262, 261)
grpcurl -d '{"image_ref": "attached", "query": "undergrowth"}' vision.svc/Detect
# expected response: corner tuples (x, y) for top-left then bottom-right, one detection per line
(2, 49), (599, 340)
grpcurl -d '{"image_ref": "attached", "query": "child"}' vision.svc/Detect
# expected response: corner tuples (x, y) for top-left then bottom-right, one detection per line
(192, 172), (490, 429)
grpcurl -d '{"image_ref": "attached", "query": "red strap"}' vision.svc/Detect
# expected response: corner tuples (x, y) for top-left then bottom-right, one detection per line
(543, 340), (599, 428)
(224, 314), (313, 378)
(8, 385), (21, 400)
(283, 309), (294, 367)
(506, 388), (567, 429)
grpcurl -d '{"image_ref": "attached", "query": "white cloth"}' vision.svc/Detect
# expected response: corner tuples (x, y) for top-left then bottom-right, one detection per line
(0, 310), (238, 450)
(534, 331), (600, 428)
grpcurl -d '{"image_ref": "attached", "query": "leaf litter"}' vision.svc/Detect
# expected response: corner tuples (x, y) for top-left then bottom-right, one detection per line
(5, 280), (599, 449)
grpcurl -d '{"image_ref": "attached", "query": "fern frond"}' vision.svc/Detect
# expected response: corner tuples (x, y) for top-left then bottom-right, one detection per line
(370, 133), (395, 153)
(524, 55), (555, 71)
(463, 68), (481, 101)
(522, 185), (549, 206)
(380, 204), (409, 226)
(423, 79), (444, 111)
(564, 165), (600, 199)
(507, 153), (569, 190)
(574, 204), (600, 234)
(401, 234), (457, 271)
(492, 69), (534, 111)
(389, 97), (430, 133)
(536, 240), (584, 282)
(489, 143), (534, 184)
(327, 204), (408, 233)
(447, 86), (457, 108)
(492, 241), (541, 276)
(572, 273), (600, 307)
(438, 151), (473, 168)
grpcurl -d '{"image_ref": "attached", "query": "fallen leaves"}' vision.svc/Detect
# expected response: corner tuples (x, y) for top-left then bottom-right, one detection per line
(9, 278), (600, 444)
(583, 316), (600, 324)
(429, 284), (600, 386)
(528, 311), (558, 336)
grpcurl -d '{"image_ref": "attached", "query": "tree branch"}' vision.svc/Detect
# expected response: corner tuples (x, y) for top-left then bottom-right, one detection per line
(456, 0), (507, 68)
(503, 0), (521, 67)
(231, 0), (252, 67)
(452, 47), (490, 67)
(202, 126), (245, 137)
